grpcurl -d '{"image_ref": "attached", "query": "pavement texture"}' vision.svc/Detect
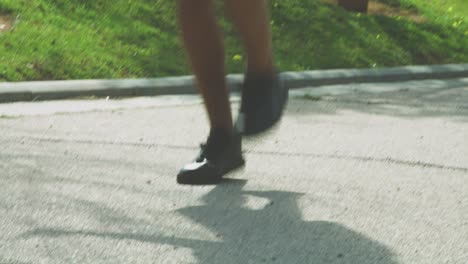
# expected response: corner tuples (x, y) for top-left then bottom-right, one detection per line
(1, 78), (467, 264)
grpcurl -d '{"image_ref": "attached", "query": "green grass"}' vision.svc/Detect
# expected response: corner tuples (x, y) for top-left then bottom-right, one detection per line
(0, 0), (467, 81)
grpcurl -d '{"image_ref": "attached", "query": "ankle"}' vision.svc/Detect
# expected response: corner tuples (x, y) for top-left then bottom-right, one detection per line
(208, 127), (234, 144)
(245, 67), (277, 83)
(246, 61), (276, 78)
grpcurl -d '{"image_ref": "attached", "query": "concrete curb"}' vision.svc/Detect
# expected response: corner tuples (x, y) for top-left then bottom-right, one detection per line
(1, 64), (467, 103)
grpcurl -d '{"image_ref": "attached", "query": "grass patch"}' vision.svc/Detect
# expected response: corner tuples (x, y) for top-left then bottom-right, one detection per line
(0, 0), (467, 82)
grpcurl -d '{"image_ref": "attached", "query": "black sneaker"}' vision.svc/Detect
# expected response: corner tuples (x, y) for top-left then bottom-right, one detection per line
(236, 72), (288, 136)
(177, 128), (245, 185)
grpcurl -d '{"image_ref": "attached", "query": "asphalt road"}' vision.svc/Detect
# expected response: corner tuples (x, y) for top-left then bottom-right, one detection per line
(1, 79), (467, 264)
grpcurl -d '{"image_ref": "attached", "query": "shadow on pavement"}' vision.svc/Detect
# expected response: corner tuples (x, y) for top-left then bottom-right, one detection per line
(20, 179), (398, 264)
(292, 78), (468, 122)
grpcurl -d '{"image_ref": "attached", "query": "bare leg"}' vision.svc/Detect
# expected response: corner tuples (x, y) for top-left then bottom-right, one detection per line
(176, 0), (282, 184)
(225, 0), (275, 77)
(177, 0), (233, 133)
(225, 0), (287, 136)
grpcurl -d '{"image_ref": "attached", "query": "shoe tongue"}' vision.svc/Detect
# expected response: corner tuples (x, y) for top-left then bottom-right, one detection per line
(203, 128), (231, 159)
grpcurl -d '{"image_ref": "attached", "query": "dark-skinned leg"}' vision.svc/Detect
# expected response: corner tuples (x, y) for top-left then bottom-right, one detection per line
(176, 0), (244, 185)
(177, 0), (233, 133)
(225, 0), (275, 77)
(225, 0), (288, 135)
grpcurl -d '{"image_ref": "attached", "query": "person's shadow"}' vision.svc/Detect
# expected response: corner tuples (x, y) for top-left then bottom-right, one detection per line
(21, 179), (398, 264)
(169, 179), (398, 263)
